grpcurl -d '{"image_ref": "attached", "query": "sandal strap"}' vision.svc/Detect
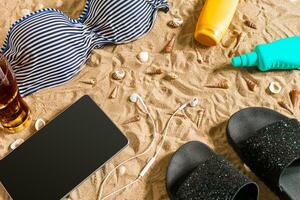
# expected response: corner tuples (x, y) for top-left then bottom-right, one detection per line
(176, 155), (255, 200)
(238, 119), (300, 191)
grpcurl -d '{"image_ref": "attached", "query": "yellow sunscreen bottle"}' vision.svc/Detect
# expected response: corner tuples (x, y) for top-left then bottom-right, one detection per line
(194, 0), (239, 46)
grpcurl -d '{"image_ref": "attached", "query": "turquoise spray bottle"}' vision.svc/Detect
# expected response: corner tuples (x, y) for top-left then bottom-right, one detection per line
(231, 36), (300, 71)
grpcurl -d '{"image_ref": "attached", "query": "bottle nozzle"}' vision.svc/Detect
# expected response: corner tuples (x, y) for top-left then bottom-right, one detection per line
(231, 52), (258, 68)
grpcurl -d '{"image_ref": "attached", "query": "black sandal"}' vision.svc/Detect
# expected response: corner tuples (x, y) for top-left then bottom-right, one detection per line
(166, 141), (259, 200)
(227, 107), (300, 200)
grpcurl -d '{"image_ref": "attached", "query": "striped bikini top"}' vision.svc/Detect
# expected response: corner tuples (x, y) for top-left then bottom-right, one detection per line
(2, 0), (169, 96)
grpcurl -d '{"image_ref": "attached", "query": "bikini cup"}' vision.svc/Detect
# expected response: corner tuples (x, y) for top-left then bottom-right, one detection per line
(2, 0), (169, 96)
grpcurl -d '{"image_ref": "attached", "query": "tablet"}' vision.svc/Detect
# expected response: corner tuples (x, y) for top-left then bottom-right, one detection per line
(0, 95), (128, 200)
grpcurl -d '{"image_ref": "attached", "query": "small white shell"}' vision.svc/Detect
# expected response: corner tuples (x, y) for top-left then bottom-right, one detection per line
(269, 82), (282, 94)
(56, 0), (64, 7)
(35, 118), (46, 131)
(21, 9), (31, 16)
(10, 139), (24, 150)
(167, 17), (184, 28)
(36, 3), (44, 10)
(118, 166), (127, 175)
(244, 164), (251, 172)
(137, 51), (149, 63)
(112, 69), (126, 80)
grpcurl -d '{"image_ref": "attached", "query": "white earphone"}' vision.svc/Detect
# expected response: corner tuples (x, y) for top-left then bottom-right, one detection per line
(98, 94), (199, 200)
(129, 93), (140, 103)
(178, 97), (199, 110)
(130, 93), (198, 109)
(190, 97), (199, 107)
(129, 93), (150, 113)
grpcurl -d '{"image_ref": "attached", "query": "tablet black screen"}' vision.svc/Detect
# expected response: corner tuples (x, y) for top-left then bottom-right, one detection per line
(0, 95), (128, 200)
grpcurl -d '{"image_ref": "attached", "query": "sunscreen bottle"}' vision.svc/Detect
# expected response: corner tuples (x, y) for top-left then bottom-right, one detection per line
(232, 36), (300, 71)
(194, 0), (239, 46)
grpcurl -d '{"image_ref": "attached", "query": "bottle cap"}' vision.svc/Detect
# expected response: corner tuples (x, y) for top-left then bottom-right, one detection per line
(194, 26), (221, 46)
(231, 52), (258, 67)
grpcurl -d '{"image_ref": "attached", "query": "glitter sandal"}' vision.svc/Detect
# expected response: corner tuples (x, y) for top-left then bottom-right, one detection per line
(166, 141), (259, 200)
(227, 107), (300, 200)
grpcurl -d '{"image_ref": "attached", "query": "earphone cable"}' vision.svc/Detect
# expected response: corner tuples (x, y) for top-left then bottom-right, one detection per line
(100, 177), (140, 200)
(154, 102), (188, 159)
(97, 100), (157, 200)
(98, 100), (193, 200)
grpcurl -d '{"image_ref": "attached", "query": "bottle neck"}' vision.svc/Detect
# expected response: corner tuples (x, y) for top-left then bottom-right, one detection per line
(232, 52), (258, 67)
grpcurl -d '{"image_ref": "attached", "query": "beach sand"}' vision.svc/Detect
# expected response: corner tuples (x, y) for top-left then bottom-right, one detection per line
(1, 0), (300, 199)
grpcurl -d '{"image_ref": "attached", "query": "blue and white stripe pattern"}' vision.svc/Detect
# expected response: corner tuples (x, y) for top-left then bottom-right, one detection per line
(1, 0), (169, 96)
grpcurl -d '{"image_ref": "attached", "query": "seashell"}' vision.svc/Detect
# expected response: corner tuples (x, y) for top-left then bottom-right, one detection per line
(167, 17), (184, 28)
(289, 89), (300, 107)
(222, 35), (237, 48)
(36, 3), (44, 10)
(21, 9), (31, 16)
(164, 72), (178, 80)
(122, 115), (141, 125)
(244, 164), (251, 172)
(35, 118), (46, 131)
(119, 166), (127, 175)
(197, 109), (205, 128)
(80, 79), (96, 85)
(228, 50), (235, 58)
(244, 20), (257, 29)
(244, 77), (257, 91)
(268, 82), (281, 94)
(10, 139), (24, 150)
(112, 69), (126, 80)
(278, 101), (294, 115)
(234, 32), (246, 48)
(146, 68), (163, 75)
(91, 56), (100, 65)
(137, 51), (149, 63)
(164, 35), (176, 53)
(205, 80), (230, 89)
(109, 86), (119, 99)
(195, 49), (204, 63)
(56, 0), (64, 7)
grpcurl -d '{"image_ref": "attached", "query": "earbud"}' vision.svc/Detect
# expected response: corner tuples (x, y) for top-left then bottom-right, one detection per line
(129, 93), (140, 103)
(178, 97), (199, 110)
(100, 94), (199, 200)
(129, 93), (149, 114)
(190, 97), (199, 107)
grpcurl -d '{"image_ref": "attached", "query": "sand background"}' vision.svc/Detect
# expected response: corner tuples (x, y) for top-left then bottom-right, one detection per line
(1, 0), (300, 199)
